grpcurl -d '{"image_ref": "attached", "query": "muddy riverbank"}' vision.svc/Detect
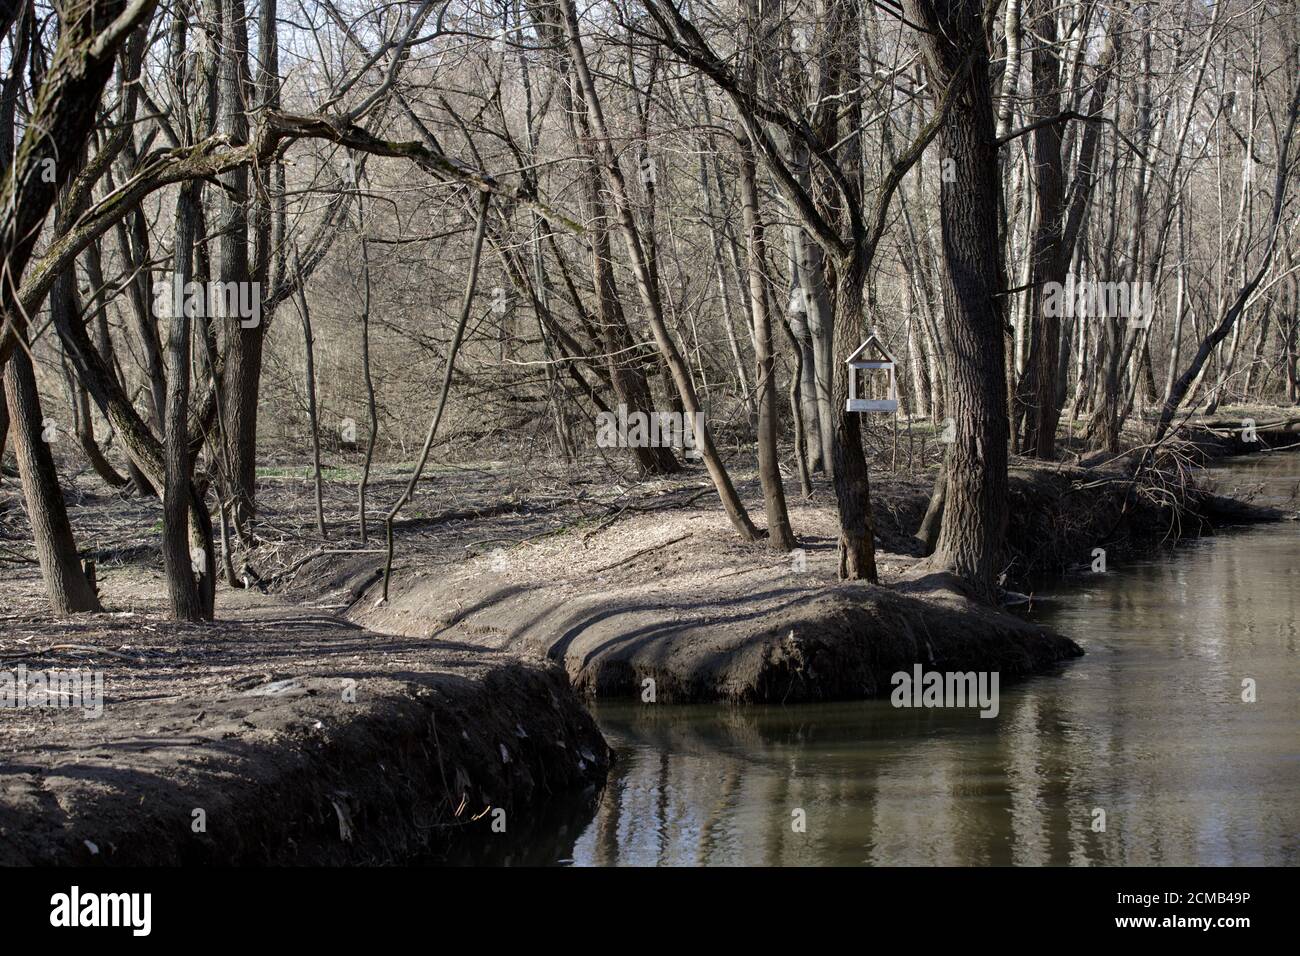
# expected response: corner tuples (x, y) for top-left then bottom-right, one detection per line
(0, 591), (608, 865)
(350, 455), (1286, 704)
(2, 441), (1291, 863)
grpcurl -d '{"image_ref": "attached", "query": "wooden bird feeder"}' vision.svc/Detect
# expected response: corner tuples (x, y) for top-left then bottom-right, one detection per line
(846, 334), (898, 413)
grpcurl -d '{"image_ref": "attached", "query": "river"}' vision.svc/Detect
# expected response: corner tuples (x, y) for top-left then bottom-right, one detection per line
(561, 453), (1299, 866)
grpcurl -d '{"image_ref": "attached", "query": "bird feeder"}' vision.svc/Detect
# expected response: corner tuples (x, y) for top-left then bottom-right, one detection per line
(845, 334), (898, 413)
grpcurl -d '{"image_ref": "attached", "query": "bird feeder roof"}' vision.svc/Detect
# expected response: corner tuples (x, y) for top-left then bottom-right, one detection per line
(846, 333), (898, 367)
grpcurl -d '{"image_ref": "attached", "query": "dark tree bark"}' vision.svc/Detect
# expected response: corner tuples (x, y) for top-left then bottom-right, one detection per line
(215, 0), (262, 530)
(155, 0), (216, 622)
(0, 0), (160, 367)
(0, 0), (151, 613)
(83, 232), (156, 495)
(905, 0), (1010, 601)
(68, 373), (128, 489)
(251, 0), (282, 292)
(566, 72), (679, 479)
(5, 343), (102, 613)
(830, 261), (880, 581)
(785, 268), (822, 468)
(915, 461), (947, 556)
(161, 173), (212, 623)
(579, 148), (681, 478)
(1016, 0), (1066, 458)
(778, 314), (815, 496)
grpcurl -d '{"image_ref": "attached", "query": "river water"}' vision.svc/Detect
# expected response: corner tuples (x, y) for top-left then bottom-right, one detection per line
(561, 453), (1300, 866)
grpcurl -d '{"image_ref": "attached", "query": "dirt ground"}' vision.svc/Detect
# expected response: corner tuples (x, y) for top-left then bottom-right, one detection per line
(0, 462), (627, 864)
(1, 434), (1290, 862)
(355, 489), (1085, 702)
(4, 447), (1282, 712)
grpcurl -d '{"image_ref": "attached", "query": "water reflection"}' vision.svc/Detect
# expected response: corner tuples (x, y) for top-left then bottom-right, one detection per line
(568, 455), (1300, 866)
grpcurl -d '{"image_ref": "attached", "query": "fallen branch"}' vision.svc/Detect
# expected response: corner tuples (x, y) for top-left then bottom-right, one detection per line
(588, 534), (690, 575)
(0, 643), (139, 661)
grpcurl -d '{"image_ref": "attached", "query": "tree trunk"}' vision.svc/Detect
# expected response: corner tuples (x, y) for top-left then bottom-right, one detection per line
(1017, 0), (1066, 458)
(70, 374), (127, 489)
(0, 374), (9, 472)
(779, 314), (815, 496)
(791, 182), (837, 473)
(903, 272), (932, 418)
(357, 190), (377, 544)
(216, 0), (262, 531)
(162, 176), (212, 623)
(5, 344), (102, 613)
(830, 263), (880, 581)
(787, 173), (836, 473)
(83, 235), (154, 494)
(294, 246), (326, 539)
(1286, 296), (1298, 403)
(786, 236), (825, 463)
(158, 5), (216, 623)
(916, 461), (947, 555)
(739, 136), (797, 550)
(906, 0), (1010, 601)
(1164, 219), (1189, 403)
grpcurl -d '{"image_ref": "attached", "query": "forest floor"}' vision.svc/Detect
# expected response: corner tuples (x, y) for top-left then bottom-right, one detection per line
(1, 408), (1295, 862)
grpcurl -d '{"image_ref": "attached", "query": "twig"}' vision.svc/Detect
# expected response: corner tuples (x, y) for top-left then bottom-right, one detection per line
(0, 643), (139, 661)
(588, 534), (689, 575)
